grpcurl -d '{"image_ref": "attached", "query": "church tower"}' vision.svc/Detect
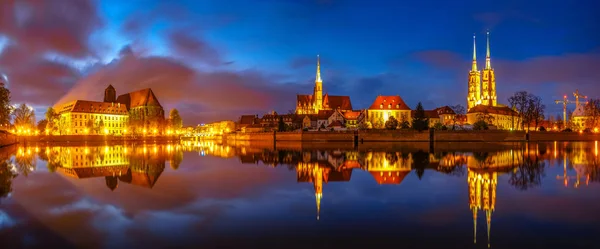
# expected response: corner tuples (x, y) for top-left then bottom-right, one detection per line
(481, 31), (497, 106)
(314, 55), (323, 113)
(104, 84), (116, 103)
(467, 35), (481, 111)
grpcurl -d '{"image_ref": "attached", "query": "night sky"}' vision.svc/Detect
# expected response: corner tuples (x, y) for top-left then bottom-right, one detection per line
(1, 0), (599, 125)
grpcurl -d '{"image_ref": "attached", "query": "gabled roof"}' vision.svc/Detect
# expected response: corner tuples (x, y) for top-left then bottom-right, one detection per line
(434, 106), (456, 115)
(327, 120), (344, 127)
(239, 115), (257, 125)
(467, 105), (518, 116)
(368, 96), (411, 110)
(116, 88), (162, 110)
(317, 110), (335, 120)
(343, 111), (362, 120)
(60, 100), (129, 115)
(297, 94), (313, 105)
(323, 94), (353, 110)
(369, 170), (410, 185)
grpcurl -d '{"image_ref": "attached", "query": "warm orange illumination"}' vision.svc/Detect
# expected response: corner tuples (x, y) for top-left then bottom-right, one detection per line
(595, 128), (599, 133)
(579, 130), (583, 134)
(123, 128), (128, 134)
(153, 129), (157, 134)
(84, 128), (89, 134)
(104, 128), (109, 135)
(143, 129), (147, 134)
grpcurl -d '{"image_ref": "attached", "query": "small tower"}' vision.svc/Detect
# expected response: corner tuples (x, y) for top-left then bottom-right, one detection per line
(314, 55), (323, 113)
(481, 31), (497, 106)
(104, 84), (116, 103)
(467, 35), (482, 111)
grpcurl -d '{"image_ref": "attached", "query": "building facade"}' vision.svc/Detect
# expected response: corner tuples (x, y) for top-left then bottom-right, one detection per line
(466, 32), (517, 129)
(56, 100), (129, 135)
(115, 87), (165, 133)
(296, 56), (353, 114)
(367, 95), (412, 128)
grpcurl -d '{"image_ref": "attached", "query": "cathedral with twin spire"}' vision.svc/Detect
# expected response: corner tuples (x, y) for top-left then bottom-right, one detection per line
(466, 32), (520, 130)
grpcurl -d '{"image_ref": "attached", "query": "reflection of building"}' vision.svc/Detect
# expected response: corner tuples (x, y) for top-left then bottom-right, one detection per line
(51, 145), (170, 190)
(297, 162), (352, 220)
(468, 169), (497, 248)
(296, 56), (352, 115)
(363, 152), (412, 184)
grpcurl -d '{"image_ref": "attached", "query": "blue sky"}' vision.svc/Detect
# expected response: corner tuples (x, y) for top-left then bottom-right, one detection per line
(0, 0), (599, 124)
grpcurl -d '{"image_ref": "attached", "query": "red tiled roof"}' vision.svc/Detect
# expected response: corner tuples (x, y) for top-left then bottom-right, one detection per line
(239, 115), (257, 125)
(343, 111), (362, 120)
(117, 88), (162, 110)
(467, 105), (518, 115)
(317, 110), (335, 120)
(368, 96), (411, 110)
(323, 94), (353, 110)
(327, 120), (344, 127)
(434, 106), (456, 115)
(297, 94), (313, 106)
(369, 170), (410, 185)
(61, 100), (129, 115)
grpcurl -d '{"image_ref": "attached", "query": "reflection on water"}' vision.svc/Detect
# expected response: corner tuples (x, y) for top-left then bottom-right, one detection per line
(1, 141), (599, 248)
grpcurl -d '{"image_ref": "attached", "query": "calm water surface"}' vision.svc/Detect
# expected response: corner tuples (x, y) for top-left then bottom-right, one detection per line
(1, 141), (599, 249)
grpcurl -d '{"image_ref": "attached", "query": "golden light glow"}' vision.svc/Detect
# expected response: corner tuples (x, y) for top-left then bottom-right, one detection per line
(123, 128), (128, 134)
(153, 129), (157, 134)
(595, 127), (599, 133)
(143, 129), (147, 134)
(104, 128), (109, 135)
(84, 128), (89, 134)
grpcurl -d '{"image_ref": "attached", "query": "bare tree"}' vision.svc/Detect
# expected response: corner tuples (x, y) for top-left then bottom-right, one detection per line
(584, 99), (600, 129)
(508, 91), (529, 130)
(450, 104), (465, 130)
(525, 94), (545, 131)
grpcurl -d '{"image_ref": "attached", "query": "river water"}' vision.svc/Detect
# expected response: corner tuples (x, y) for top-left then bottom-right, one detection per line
(0, 141), (599, 249)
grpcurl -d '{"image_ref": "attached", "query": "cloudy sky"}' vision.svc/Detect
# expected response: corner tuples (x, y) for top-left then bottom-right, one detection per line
(0, 0), (598, 125)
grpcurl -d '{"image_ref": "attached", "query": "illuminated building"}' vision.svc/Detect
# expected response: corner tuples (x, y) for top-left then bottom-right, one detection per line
(467, 34), (482, 110)
(296, 56), (352, 114)
(481, 32), (497, 107)
(466, 32), (518, 129)
(196, 121), (235, 137)
(114, 86), (165, 132)
(571, 90), (592, 130)
(468, 169), (497, 248)
(367, 95), (412, 126)
(363, 152), (412, 184)
(56, 100), (129, 135)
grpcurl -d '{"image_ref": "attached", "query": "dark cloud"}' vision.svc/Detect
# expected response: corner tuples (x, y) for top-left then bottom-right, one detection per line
(57, 48), (304, 125)
(0, 0), (102, 58)
(167, 30), (222, 66)
(0, 45), (81, 105)
(411, 50), (465, 70)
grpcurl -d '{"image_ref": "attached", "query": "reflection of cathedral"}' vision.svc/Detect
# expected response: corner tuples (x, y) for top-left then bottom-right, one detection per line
(297, 162), (352, 220)
(468, 169), (497, 248)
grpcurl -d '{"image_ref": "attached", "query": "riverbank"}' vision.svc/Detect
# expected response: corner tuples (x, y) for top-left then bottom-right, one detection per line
(14, 135), (180, 144)
(0, 130), (18, 147)
(223, 130), (600, 143)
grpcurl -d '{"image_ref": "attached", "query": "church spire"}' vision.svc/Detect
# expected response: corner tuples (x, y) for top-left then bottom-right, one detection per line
(485, 31), (491, 69)
(486, 210), (492, 248)
(316, 55), (322, 83)
(473, 207), (478, 244)
(472, 35), (478, 72)
(316, 192), (321, 220)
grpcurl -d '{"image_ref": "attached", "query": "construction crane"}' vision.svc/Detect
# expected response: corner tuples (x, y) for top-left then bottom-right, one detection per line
(573, 89), (588, 109)
(555, 95), (574, 129)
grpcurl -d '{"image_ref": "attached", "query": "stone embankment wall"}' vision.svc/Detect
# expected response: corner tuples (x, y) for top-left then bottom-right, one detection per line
(0, 131), (18, 147)
(223, 130), (600, 143)
(16, 135), (180, 144)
